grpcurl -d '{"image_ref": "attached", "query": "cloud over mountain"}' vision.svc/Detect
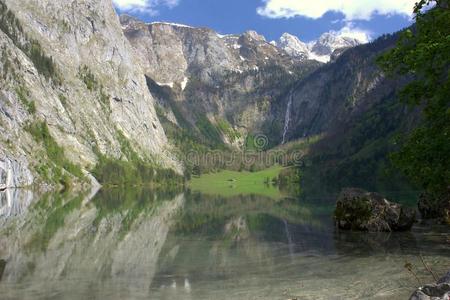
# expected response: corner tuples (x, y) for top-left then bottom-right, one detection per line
(113, 0), (179, 14)
(257, 0), (416, 20)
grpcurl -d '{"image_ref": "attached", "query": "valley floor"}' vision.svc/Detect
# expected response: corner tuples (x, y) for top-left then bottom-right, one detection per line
(188, 165), (285, 199)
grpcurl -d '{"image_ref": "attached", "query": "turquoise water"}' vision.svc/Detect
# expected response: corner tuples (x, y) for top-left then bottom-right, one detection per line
(0, 188), (449, 299)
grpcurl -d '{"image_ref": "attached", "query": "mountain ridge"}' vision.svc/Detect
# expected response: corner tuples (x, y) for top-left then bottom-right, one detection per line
(121, 14), (321, 150)
(0, 1), (412, 190)
(120, 13), (366, 63)
(275, 31), (365, 63)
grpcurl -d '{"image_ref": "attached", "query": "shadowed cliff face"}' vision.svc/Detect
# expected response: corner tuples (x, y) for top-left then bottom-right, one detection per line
(280, 35), (402, 141)
(281, 33), (420, 191)
(0, 0), (180, 187)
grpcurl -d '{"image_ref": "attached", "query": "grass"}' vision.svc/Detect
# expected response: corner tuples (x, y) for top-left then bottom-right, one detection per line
(16, 86), (36, 114)
(78, 65), (98, 91)
(189, 165), (285, 199)
(216, 118), (240, 143)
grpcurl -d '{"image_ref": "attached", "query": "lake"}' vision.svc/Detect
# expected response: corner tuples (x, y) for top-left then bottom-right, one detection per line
(0, 187), (449, 299)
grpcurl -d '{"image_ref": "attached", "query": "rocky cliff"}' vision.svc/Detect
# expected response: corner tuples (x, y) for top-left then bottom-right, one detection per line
(121, 15), (321, 149)
(0, 0), (178, 188)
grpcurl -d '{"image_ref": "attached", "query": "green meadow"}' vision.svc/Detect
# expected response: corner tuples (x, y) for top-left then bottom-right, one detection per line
(188, 165), (285, 199)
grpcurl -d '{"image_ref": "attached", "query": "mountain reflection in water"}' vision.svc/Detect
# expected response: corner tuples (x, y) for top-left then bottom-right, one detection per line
(0, 188), (449, 300)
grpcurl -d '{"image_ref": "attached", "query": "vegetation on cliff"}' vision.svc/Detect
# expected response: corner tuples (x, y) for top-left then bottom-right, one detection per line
(25, 121), (84, 188)
(0, 0), (59, 84)
(92, 130), (183, 187)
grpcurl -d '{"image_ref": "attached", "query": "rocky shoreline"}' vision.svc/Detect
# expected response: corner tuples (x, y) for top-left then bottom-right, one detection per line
(410, 271), (450, 300)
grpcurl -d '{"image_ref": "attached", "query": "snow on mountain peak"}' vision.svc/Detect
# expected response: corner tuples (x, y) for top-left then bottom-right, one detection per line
(244, 30), (267, 42)
(310, 31), (361, 57)
(277, 30), (367, 63)
(278, 33), (309, 58)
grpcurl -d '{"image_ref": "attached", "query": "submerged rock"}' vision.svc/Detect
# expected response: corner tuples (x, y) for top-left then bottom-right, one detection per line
(334, 188), (416, 232)
(410, 271), (450, 300)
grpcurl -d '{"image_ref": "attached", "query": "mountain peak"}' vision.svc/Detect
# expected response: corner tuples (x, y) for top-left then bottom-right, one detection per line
(278, 33), (309, 59)
(311, 31), (362, 57)
(243, 30), (266, 42)
(276, 31), (365, 63)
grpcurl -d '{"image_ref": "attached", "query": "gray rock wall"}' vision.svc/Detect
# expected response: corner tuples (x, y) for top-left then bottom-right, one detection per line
(0, 0), (181, 186)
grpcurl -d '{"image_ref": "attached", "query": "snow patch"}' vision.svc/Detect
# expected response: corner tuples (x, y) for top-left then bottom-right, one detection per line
(155, 81), (174, 88)
(232, 43), (241, 50)
(308, 52), (330, 63)
(181, 77), (189, 91)
(148, 22), (194, 29)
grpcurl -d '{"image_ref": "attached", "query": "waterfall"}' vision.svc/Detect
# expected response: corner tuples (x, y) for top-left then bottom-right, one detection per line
(282, 91), (293, 144)
(283, 219), (295, 259)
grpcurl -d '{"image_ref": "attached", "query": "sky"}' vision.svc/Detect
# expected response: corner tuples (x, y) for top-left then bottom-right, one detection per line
(112, 0), (417, 42)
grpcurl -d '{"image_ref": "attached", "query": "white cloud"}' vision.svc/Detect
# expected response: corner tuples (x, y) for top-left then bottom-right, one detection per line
(336, 23), (371, 43)
(257, 0), (417, 20)
(113, 0), (179, 14)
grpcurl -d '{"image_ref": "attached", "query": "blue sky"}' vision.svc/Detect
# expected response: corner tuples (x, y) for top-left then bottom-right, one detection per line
(113, 0), (415, 42)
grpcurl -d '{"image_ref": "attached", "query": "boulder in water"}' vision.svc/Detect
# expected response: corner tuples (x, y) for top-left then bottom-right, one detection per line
(334, 188), (416, 232)
(418, 191), (450, 224)
(410, 271), (450, 300)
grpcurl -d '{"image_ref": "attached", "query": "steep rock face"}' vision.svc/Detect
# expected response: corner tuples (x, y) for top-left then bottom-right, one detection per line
(0, 0), (178, 186)
(122, 16), (321, 148)
(122, 15), (307, 87)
